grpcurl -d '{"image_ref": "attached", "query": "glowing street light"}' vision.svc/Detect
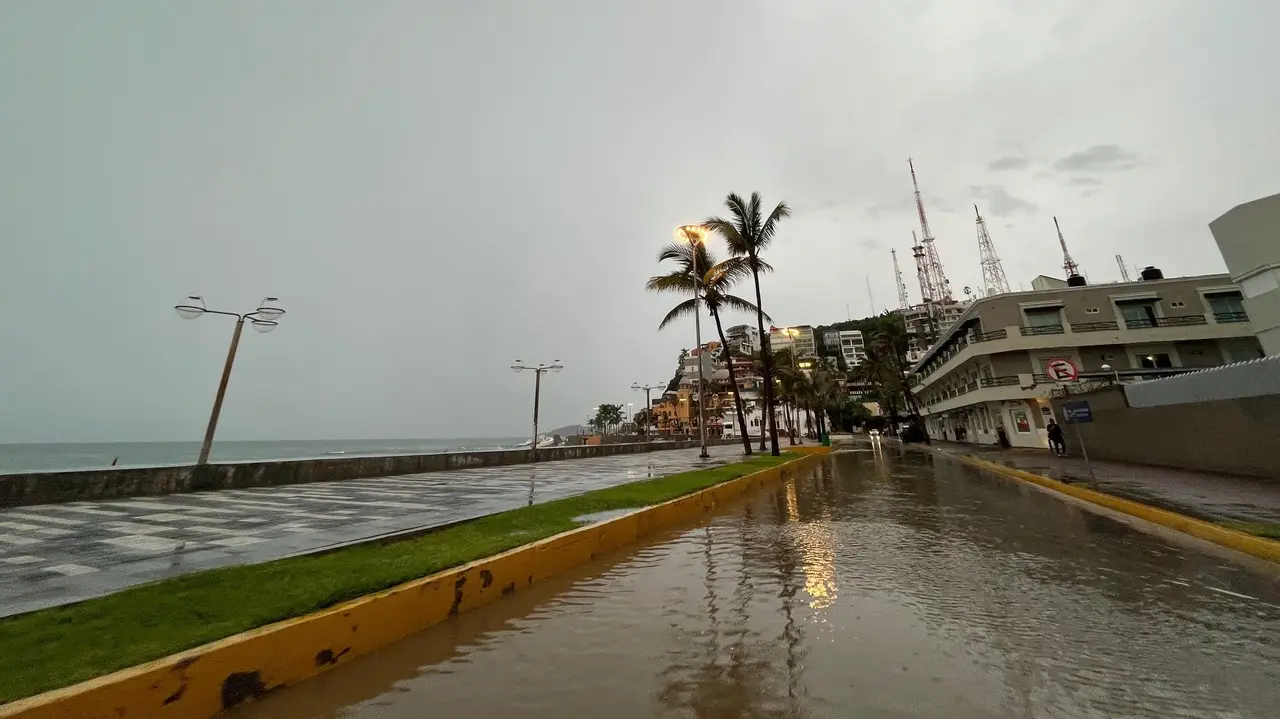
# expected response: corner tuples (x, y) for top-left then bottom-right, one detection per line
(675, 224), (710, 459)
(174, 296), (286, 465)
(510, 360), (563, 461)
(631, 382), (664, 435)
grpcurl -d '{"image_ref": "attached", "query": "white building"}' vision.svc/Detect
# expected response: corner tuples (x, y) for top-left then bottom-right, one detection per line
(837, 330), (866, 367)
(1209, 192), (1280, 356)
(769, 324), (816, 357)
(724, 324), (760, 356)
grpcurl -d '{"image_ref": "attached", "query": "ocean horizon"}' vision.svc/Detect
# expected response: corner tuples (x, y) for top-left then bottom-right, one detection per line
(0, 437), (528, 475)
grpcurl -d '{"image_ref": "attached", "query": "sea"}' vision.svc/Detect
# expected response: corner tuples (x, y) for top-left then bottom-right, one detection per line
(0, 438), (527, 475)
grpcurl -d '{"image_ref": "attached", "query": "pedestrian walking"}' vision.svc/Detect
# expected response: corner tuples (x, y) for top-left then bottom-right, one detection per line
(1046, 420), (1066, 457)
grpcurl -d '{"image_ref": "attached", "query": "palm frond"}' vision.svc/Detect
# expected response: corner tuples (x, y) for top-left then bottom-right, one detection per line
(757, 200), (791, 249)
(716, 293), (770, 323)
(645, 272), (695, 294)
(657, 298), (698, 330)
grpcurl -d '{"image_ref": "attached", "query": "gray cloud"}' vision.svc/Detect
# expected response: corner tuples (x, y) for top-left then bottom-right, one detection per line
(1068, 177), (1103, 186)
(1051, 144), (1143, 173)
(989, 156), (1031, 171)
(0, 1), (1265, 443)
(970, 186), (1039, 217)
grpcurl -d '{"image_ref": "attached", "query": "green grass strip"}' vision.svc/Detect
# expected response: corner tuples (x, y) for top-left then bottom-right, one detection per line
(0, 452), (794, 704)
(1219, 520), (1280, 540)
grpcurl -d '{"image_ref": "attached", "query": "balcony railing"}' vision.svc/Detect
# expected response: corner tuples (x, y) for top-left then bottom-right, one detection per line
(1213, 311), (1249, 323)
(1070, 320), (1119, 332)
(1020, 325), (1065, 336)
(970, 329), (1008, 342)
(1032, 373), (1051, 384)
(980, 376), (1020, 387)
(1124, 315), (1208, 329)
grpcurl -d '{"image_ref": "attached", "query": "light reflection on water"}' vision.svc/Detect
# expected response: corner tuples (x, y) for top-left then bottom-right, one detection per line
(232, 447), (1280, 719)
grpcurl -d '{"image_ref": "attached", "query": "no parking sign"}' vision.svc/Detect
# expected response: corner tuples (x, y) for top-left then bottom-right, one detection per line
(1045, 358), (1079, 383)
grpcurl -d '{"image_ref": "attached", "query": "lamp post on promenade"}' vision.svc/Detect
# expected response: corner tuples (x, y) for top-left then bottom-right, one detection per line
(510, 360), (563, 462)
(174, 296), (286, 465)
(676, 224), (711, 459)
(632, 382), (664, 436)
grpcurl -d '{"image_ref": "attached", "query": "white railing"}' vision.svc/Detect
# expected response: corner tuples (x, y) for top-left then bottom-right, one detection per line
(1124, 354), (1280, 407)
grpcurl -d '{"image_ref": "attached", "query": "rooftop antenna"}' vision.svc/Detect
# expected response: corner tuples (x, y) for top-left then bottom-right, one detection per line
(910, 158), (954, 302)
(1116, 254), (1132, 283)
(1055, 216), (1081, 277)
(975, 205), (1011, 296)
(911, 231), (933, 304)
(891, 248), (910, 310)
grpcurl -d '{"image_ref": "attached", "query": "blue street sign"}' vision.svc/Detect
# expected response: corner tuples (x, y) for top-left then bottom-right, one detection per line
(1063, 401), (1093, 424)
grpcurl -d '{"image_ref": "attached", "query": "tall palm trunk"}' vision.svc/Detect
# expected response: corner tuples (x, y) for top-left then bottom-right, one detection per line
(712, 310), (753, 455)
(750, 268), (780, 456)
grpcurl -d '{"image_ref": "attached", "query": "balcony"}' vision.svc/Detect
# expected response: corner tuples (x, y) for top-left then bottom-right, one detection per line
(979, 376), (1019, 387)
(1123, 315), (1208, 330)
(1070, 320), (1120, 332)
(970, 329), (1008, 342)
(1020, 325), (1065, 336)
(1213, 311), (1249, 323)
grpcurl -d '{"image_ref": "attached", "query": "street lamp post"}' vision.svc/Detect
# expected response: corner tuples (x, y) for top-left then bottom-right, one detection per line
(510, 360), (563, 462)
(174, 296), (286, 465)
(632, 382), (664, 436)
(677, 224), (711, 459)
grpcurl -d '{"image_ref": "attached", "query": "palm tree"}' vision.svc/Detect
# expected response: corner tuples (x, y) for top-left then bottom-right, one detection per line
(704, 193), (790, 456)
(646, 241), (767, 455)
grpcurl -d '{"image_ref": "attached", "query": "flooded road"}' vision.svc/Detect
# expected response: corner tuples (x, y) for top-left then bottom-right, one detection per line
(232, 445), (1280, 718)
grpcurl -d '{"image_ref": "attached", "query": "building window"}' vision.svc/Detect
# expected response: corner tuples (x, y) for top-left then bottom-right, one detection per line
(1118, 301), (1159, 329)
(1139, 353), (1173, 369)
(1226, 346), (1261, 363)
(1024, 307), (1063, 329)
(1206, 291), (1246, 322)
(1188, 349), (1204, 356)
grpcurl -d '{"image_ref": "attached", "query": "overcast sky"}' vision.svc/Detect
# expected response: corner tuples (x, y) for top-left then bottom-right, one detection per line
(2, 0), (1276, 442)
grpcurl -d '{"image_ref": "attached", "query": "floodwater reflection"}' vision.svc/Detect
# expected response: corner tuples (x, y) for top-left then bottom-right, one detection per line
(232, 448), (1280, 719)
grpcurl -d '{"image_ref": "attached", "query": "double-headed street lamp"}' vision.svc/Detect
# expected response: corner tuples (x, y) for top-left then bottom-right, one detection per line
(631, 382), (664, 435)
(510, 360), (563, 462)
(676, 224), (710, 459)
(174, 296), (286, 465)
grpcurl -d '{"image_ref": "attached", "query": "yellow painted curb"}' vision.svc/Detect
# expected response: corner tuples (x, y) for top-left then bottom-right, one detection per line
(961, 455), (1280, 565)
(0, 453), (825, 719)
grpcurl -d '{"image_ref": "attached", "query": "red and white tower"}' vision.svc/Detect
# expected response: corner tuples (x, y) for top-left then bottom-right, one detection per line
(910, 158), (954, 302)
(975, 205), (1011, 296)
(1055, 216), (1081, 277)
(891, 248), (910, 310)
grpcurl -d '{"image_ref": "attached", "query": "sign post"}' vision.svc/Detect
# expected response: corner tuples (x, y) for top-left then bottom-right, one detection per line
(1062, 400), (1096, 481)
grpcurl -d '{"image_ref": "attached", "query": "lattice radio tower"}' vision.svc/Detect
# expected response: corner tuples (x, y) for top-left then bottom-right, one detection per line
(911, 231), (933, 305)
(974, 205), (1011, 296)
(1054, 216), (1081, 277)
(891, 248), (910, 310)
(910, 158), (953, 302)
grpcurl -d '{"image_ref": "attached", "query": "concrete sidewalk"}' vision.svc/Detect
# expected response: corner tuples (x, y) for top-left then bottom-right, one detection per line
(923, 439), (1280, 527)
(0, 445), (744, 617)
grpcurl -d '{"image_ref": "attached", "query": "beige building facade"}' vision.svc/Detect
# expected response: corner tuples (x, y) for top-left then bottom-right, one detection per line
(1209, 192), (1280, 356)
(909, 273), (1263, 448)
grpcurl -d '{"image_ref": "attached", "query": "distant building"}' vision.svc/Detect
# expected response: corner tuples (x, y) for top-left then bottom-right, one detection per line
(822, 330), (842, 350)
(837, 330), (867, 367)
(1209, 192), (1280, 356)
(724, 324), (760, 356)
(769, 324), (816, 357)
(909, 271), (1262, 449)
(901, 301), (967, 361)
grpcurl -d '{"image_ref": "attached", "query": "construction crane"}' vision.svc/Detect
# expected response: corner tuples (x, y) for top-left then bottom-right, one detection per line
(975, 205), (1011, 296)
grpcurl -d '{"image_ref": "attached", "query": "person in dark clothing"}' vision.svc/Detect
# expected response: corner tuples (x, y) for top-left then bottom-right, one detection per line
(1046, 420), (1066, 456)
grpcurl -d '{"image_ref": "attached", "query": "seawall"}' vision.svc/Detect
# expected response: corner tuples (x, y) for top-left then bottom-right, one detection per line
(0, 440), (720, 509)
